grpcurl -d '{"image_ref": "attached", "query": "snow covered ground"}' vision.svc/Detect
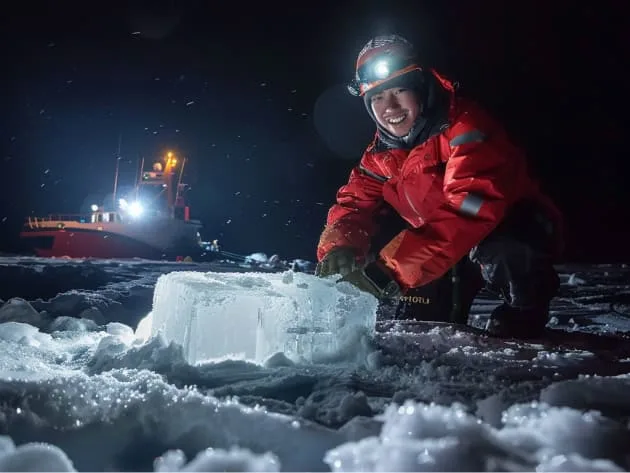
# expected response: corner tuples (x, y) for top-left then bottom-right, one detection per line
(1, 255), (630, 471)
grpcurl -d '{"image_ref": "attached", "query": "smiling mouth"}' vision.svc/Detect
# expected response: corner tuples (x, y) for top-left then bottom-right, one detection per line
(385, 113), (407, 125)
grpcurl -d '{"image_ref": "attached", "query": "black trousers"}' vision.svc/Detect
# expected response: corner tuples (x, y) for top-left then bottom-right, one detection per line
(371, 200), (561, 324)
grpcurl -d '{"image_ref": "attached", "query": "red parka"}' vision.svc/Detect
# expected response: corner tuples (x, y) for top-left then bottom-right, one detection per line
(317, 71), (562, 291)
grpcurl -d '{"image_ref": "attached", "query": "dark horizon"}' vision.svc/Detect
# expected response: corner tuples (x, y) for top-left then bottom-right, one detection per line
(1, 0), (627, 262)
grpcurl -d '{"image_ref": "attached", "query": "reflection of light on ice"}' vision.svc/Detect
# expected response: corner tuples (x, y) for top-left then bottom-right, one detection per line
(135, 311), (154, 342)
(148, 270), (379, 364)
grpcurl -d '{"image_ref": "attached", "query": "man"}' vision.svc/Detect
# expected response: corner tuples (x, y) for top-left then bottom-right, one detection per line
(315, 34), (563, 338)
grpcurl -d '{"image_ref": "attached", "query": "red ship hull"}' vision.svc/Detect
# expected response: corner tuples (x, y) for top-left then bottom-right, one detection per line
(19, 228), (166, 259)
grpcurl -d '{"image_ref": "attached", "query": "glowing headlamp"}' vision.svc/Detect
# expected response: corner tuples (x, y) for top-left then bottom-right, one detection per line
(372, 60), (391, 79)
(347, 52), (422, 97)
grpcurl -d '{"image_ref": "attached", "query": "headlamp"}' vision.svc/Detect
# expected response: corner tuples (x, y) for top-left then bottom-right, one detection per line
(347, 52), (422, 97)
(373, 60), (390, 79)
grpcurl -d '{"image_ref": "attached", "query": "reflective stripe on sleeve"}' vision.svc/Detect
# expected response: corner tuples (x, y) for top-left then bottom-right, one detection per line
(449, 129), (486, 147)
(459, 192), (484, 216)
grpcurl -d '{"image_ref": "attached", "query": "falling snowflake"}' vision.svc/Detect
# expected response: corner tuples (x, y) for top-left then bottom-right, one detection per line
(186, 101), (195, 106)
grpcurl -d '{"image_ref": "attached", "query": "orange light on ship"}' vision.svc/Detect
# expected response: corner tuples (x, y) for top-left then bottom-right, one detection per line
(165, 151), (177, 168)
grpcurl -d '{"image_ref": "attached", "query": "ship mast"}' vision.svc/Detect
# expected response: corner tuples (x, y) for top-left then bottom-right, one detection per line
(112, 133), (122, 207)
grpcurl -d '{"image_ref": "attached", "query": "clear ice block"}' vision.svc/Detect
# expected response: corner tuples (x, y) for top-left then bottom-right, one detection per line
(150, 270), (378, 364)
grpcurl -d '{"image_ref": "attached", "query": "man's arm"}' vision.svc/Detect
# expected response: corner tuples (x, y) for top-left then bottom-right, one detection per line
(317, 151), (388, 261)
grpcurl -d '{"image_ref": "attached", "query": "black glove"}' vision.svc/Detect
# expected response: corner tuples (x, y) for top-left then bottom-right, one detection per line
(339, 260), (402, 300)
(315, 247), (358, 277)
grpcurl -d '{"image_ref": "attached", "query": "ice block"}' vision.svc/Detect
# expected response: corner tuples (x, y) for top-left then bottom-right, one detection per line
(150, 270), (379, 364)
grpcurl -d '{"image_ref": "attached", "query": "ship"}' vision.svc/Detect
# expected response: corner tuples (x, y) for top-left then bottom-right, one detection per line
(19, 152), (205, 260)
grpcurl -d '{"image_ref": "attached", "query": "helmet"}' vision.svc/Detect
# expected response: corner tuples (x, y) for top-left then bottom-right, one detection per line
(347, 34), (423, 97)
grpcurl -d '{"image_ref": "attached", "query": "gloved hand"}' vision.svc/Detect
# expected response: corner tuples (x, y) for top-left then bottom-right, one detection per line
(340, 260), (402, 300)
(315, 247), (358, 277)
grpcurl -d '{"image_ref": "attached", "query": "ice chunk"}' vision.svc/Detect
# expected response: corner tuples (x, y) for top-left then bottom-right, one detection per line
(0, 298), (44, 327)
(500, 402), (629, 463)
(0, 441), (76, 472)
(537, 453), (624, 472)
(154, 447), (281, 472)
(150, 270), (378, 364)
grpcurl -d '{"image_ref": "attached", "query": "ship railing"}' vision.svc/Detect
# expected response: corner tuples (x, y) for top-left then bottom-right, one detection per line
(24, 214), (115, 229)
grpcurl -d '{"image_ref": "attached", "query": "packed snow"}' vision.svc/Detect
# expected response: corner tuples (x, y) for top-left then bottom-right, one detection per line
(1, 255), (630, 471)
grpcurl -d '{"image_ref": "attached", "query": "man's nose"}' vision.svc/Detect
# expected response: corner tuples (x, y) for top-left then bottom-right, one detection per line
(384, 94), (401, 110)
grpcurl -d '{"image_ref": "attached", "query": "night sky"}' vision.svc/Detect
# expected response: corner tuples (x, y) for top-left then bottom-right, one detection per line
(1, 0), (627, 262)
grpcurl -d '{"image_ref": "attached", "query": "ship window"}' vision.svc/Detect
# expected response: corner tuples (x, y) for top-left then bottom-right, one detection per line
(97, 214), (103, 222)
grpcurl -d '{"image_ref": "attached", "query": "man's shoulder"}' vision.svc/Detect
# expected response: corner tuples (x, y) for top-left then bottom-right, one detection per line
(449, 97), (493, 126)
(362, 134), (391, 158)
(445, 97), (503, 138)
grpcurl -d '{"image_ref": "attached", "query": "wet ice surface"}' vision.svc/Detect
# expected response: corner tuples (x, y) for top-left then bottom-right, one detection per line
(0, 256), (629, 471)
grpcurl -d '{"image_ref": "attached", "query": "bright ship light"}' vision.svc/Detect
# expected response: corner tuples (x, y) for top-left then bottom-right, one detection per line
(128, 201), (144, 218)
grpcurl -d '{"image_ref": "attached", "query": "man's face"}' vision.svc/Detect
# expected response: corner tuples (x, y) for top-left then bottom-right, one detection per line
(370, 87), (420, 137)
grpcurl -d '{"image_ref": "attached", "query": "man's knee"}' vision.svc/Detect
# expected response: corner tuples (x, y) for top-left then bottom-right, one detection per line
(471, 199), (559, 270)
(469, 200), (560, 306)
